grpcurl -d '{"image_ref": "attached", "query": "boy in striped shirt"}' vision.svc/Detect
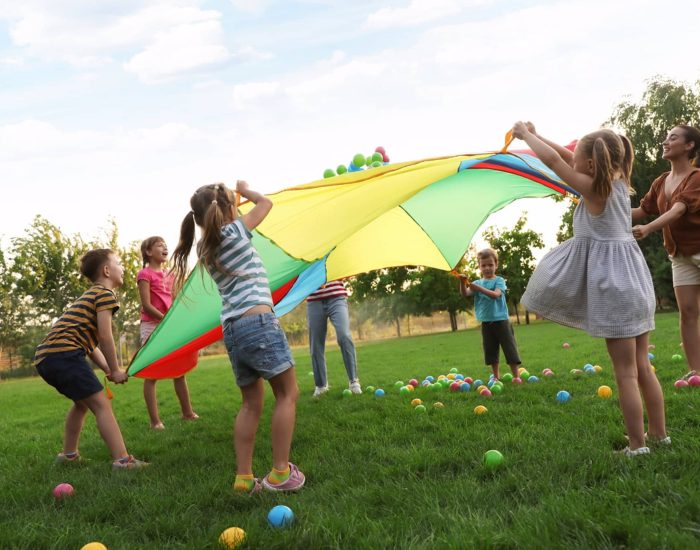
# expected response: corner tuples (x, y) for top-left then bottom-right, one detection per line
(34, 249), (148, 470)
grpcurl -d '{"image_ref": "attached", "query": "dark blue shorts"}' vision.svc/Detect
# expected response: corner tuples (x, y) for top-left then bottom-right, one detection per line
(223, 312), (295, 387)
(36, 349), (104, 401)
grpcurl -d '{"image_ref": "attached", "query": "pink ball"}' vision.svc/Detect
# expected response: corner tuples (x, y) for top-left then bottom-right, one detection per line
(688, 375), (700, 387)
(481, 388), (492, 397)
(53, 483), (74, 499)
(544, 371), (554, 377)
(674, 379), (689, 388)
(562, 342), (570, 349)
(512, 377), (523, 384)
(408, 379), (419, 387)
(449, 382), (461, 392)
(464, 377), (473, 384)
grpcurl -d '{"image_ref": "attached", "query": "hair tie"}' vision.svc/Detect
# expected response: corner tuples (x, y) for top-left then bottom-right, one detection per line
(189, 210), (194, 216)
(211, 199), (218, 205)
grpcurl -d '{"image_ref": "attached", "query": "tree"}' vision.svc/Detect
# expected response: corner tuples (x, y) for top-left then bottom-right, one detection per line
(0, 249), (27, 372)
(482, 215), (544, 324)
(608, 77), (700, 305)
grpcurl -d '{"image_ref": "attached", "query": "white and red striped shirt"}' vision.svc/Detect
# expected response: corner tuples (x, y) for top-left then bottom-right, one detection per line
(307, 280), (348, 302)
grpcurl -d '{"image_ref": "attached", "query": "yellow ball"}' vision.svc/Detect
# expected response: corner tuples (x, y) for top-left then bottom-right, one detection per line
(438, 375), (447, 380)
(219, 527), (246, 549)
(593, 365), (603, 373)
(81, 544), (107, 550)
(477, 385), (488, 394)
(406, 384), (415, 392)
(597, 385), (613, 398)
(651, 365), (656, 373)
(447, 373), (456, 380)
(433, 402), (445, 408)
(474, 405), (488, 415)
(411, 398), (422, 407)
(518, 367), (526, 374)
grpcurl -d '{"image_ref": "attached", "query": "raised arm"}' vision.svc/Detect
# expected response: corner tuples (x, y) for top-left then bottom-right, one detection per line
(526, 122), (574, 167)
(237, 180), (273, 231)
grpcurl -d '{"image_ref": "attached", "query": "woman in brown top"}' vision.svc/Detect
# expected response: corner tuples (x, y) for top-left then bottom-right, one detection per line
(632, 125), (700, 380)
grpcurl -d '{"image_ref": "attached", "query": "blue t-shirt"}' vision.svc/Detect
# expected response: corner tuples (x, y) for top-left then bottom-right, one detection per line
(473, 276), (509, 322)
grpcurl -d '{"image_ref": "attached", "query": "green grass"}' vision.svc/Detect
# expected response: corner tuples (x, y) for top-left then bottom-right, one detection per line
(2, 312), (700, 549)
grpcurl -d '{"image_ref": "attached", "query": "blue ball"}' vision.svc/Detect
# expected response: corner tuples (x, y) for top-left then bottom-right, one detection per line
(455, 374), (464, 380)
(421, 380), (431, 387)
(348, 162), (362, 173)
(473, 379), (484, 388)
(556, 390), (571, 403)
(583, 363), (593, 370)
(374, 388), (385, 397)
(487, 379), (495, 388)
(268, 505), (294, 528)
(528, 375), (539, 383)
(648, 352), (655, 360)
(426, 375), (435, 382)
(459, 382), (471, 392)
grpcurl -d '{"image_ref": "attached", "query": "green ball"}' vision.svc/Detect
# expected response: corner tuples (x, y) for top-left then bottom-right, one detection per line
(342, 389), (352, 397)
(323, 168), (335, 178)
(394, 380), (405, 388)
(372, 151), (383, 163)
(370, 161), (382, 168)
(336, 164), (347, 175)
(307, 371), (314, 377)
(491, 384), (503, 394)
(414, 404), (427, 413)
(449, 368), (459, 374)
(430, 383), (441, 391)
(519, 370), (530, 380)
(365, 155), (373, 166)
(484, 449), (504, 469)
(501, 373), (513, 382)
(365, 385), (375, 393)
(672, 354), (683, 362)
(440, 378), (451, 386)
(399, 386), (410, 395)
(352, 153), (366, 167)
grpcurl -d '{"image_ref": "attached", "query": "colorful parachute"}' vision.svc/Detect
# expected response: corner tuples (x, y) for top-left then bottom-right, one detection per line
(128, 149), (577, 379)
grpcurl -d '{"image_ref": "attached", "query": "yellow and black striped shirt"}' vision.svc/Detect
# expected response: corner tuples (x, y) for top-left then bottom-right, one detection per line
(34, 285), (119, 367)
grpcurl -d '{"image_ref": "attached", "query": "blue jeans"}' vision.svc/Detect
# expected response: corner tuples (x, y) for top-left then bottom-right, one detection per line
(307, 296), (357, 387)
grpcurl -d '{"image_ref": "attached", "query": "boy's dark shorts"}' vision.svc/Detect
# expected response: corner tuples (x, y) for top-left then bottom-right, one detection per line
(481, 320), (521, 365)
(36, 349), (103, 401)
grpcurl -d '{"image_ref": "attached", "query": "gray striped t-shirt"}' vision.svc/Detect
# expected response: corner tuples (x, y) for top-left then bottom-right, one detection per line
(209, 219), (273, 322)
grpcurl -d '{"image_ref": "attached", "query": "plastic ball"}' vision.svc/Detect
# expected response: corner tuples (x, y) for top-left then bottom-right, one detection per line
(689, 375), (700, 387)
(365, 155), (373, 166)
(648, 353), (655, 360)
(556, 390), (571, 403)
(483, 449), (504, 469)
(408, 378), (419, 387)
(449, 367), (458, 374)
(430, 383), (441, 392)
(474, 405), (488, 415)
(674, 379), (689, 388)
(481, 388), (492, 397)
(307, 371), (314, 376)
(433, 402), (445, 409)
(371, 151), (384, 163)
(53, 482), (74, 499)
(527, 376), (539, 383)
(455, 374), (465, 380)
(336, 164), (347, 175)
(562, 342), (570, 349)
(593, 365), (603, 373)
(511, 377), (523, 384)
(543, 370), (554, 377)
(411, 398), (422, 407)
(374, 388), (385, 397)
(81, 544), (107, 550)
(648, 344), (656, 350)
(597, 385), (612, 398)
(672, 354), (683, 362)
(459, 382), (471, 392)
(571, 369), (584, 377)
(394, 380), (405, 388)
(347, 162), (361, 172)
(501, 373), (513, 382)
(352, 153), (366, 167)
(323, 168), (335, 178)
(491, 383), (503, 394)
(437, 375), (447, 381)
(449, 382), (461, 392)
(414, 404), (427, 413)
(473, 379), (484, 388)
(399, 386), (410, 395)
(219, 527), (246, 548)
(365, 385), (375, 393)
(447, 373), (456, 380)
(375, 146), (386, 154)
(342, 388), (352, 397)
(519, 370), (530, 380)
(464, 377), (473, 384)
(420, 380), (430, 387)
(268, 505), (294, 528)
(426, 375), (435, 382)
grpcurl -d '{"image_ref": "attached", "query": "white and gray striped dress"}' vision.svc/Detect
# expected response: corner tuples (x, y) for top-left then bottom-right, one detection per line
(521, 181), (655, 338)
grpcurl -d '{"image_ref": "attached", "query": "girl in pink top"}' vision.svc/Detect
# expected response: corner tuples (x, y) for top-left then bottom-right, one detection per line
(138, 236), (198, 429)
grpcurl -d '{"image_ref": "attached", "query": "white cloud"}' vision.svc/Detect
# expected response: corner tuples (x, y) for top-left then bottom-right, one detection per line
(365, 0), (485, 30)
(228, 0), (274, 14)
(232, 81), (281, 110)
(231, 45), (273, 63)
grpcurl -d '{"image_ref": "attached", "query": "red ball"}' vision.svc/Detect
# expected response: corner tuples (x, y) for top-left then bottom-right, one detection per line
(481, 388), (492, 397)
(688, 375), (700, 387)
(512, 377), (523, 384)
(449, 382), (461, 392)
(464, 377), (473, 384)
(408, 379), (419, 387)
(53, 483), (74, 499)
(674, 379), (689, 388)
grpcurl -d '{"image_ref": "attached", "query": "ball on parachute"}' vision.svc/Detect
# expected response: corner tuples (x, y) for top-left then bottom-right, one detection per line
(352, 153), (366, 167)
(336, 164), (347, 175)
(323, 168), (335, 179)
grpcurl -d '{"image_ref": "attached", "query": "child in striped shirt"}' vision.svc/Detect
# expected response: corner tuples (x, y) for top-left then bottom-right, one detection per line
(171, 181), (305, 493)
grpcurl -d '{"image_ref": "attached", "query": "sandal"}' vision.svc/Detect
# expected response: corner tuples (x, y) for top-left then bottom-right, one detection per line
(681, 370), (698, 382)
(616, 446), (650, 458)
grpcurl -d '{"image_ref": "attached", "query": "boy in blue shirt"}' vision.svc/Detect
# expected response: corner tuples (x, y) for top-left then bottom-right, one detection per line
(459, 248), (522, 380)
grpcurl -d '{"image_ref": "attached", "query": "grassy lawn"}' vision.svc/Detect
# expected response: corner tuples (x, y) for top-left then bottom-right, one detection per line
(1, 312), (699, 549)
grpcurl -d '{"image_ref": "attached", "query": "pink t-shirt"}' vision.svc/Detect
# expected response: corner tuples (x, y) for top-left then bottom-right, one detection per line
(137, 267), (174, 322)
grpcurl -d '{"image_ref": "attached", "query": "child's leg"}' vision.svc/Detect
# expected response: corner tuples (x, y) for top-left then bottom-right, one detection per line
(490, 364), (500, 379)
(234, 378), (265, 475)
(509, 364), (520, 378)
(267, 368), (299, 471)
(675, 285), (700, 375)
(173, 376), (197, 419)
(143, 379), (163, 428)
(606, 337), (645, 450)
(635, 332), (667, 439)
(307, 301), (329, 388)
(81, 391), (129, 460)
(62, 400), (89, 454)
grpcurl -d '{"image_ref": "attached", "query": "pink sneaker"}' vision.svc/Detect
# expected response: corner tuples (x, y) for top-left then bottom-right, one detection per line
(262, 463), (306, 492)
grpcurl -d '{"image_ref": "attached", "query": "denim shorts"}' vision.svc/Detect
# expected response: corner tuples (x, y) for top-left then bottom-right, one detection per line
(223, 312), (295, 387)
(35, 349), (104, 401)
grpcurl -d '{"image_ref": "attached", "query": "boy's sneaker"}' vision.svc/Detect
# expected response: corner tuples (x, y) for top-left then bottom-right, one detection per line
(112, 455), (150, 471)
(617, 446), (650, 458)
(262, 463), (305, 492)
(349, 380), (362, 394)
(54, 452), (81, 465)
(647, 435), (671, 447)
(313, 385), (329, 397)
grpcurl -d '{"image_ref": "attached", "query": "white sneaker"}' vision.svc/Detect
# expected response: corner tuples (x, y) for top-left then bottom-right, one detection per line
(313, 386), (329, 397)
(349, 380), (362, 394)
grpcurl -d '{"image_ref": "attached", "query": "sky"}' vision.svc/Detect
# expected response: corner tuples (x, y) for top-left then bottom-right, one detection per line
(1, 0), (699, 258)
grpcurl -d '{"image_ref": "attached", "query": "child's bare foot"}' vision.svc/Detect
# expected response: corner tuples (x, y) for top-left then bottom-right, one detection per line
(182, 413), (199, 421)
(151, 422), (165, 430)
